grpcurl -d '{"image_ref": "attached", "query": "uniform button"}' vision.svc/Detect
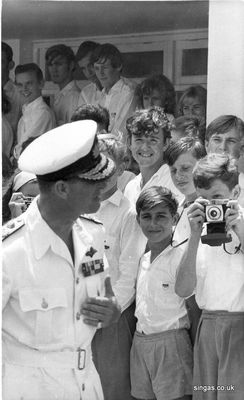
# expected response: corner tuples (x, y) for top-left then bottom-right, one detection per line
(76, 277), (79, 284)
(76, 312), (81, 320)
(41, 298), (48, 309)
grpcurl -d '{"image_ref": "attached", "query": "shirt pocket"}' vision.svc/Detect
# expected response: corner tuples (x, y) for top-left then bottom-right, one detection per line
(158, 281), (181, 309)
(19, 288), (68, 345)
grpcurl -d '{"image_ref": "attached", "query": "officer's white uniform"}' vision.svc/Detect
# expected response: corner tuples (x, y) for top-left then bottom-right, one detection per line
(2, 200), (106, 400)
(2, 120), (115, 400)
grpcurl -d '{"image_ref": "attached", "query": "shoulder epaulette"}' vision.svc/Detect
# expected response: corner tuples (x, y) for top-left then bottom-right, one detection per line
(79, 215), (103, 225)
(2, 218), (25, 241)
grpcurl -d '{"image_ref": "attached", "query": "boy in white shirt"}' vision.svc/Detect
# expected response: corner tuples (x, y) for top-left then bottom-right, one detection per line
(205, 114), (244, 207)
(14, 63), (56, 159)
(131, 186), (193, 400)
(46, 44), (80, 125)
(175, 153), (244, 400)
(76, 41), (102, 106)
(91, 134), (147, 400)
(92, 43), (137, 137)
(124, 106), (184, 207)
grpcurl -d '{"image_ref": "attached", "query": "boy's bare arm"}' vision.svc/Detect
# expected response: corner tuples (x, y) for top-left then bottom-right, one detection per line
(225, 200), (244, 250)
(175, 200), (205, 298)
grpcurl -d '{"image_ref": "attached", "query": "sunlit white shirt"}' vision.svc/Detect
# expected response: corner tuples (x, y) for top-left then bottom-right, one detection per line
(2, 198), (107, 352)
(91, 189), (147, 312)
(98, 77), (137, 138)
(124, 163), (184, 207)
(78, 82), (102, 106)
(15, 96), (56, 158)
(195, 225), (244, 312)
(136, 245), (189, 334)
(53, 80), (80, 125)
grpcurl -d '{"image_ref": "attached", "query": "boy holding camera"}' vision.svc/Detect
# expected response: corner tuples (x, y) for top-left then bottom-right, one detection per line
(131, 186), (193, 400)
(175, 153), (244, 400)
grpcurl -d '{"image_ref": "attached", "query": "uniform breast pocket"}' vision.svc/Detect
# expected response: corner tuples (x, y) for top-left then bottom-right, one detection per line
(19, 288), (68, 345)
(159, 281), (180, 309)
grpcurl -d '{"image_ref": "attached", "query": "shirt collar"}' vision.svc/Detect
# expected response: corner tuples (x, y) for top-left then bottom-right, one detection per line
(101, 188), (123, 207)
(101, 78), (123, 95)
(58, 80), (76, 96)
(22, 96), (43, 113)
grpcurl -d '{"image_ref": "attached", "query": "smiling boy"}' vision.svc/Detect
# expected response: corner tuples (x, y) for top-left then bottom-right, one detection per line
(14, 63), (56, 158)
(124, 106), (184, 207)
(130, 186), (193, 400)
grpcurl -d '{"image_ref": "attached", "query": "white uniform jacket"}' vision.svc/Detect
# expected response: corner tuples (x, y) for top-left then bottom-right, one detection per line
(2, 198), (107, 400)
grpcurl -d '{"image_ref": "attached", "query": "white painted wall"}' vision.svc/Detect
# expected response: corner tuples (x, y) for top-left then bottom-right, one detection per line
(207, 0), (244, 123)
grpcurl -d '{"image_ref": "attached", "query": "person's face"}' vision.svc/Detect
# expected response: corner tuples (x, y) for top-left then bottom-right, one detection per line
(19, 180), (40, 197)
(67, 178), (107, 215)
(15, 71), (43, 104)
(205, 128), (242, 159)
(196, 179), (238, 201)
(143, 89), (164, 109)
(47, 55), (73, 85)
(169, 152), (197, 197)
(138, 203), (176, 244)
(129, 129), (167, 169)
(78, 52), (96, 82)
(94, 59), (121, 90)
(182, 96), (205, 123)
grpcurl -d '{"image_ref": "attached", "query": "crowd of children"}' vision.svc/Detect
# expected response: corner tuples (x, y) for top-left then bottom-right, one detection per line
(2, 39), (244, 400)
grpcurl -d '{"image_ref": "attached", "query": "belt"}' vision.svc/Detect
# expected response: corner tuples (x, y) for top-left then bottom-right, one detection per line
(202, 309), (244, 318)
(3, 340), (91, 370)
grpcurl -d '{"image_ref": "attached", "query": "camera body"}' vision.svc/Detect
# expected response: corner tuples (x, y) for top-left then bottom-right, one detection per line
(204, 199), (228, 223)
(201, 199), (232, 246)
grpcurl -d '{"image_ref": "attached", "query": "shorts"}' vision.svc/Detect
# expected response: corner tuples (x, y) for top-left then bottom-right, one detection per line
(130, 328), (193, 400)
(193, 310), (244, 400)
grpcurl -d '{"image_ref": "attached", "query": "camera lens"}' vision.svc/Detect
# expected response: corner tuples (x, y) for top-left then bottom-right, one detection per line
(206, 205), (222, 221)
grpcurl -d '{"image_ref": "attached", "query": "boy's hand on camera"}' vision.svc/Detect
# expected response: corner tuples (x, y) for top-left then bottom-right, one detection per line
(187, 198), (208, 234)
(225, 200), (244, 242)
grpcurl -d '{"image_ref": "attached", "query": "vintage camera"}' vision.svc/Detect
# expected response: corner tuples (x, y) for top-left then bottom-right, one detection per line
(201, 199), (232, 246)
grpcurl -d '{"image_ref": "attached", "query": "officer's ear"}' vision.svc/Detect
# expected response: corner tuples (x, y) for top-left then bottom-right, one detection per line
(53, 180), (70, 199)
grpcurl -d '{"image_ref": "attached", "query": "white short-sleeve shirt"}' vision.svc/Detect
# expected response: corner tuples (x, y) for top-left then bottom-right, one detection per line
(136, 245), (190, 334)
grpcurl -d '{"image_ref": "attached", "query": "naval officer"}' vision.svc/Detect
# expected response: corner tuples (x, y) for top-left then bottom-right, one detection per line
(2, 120), (121, 400)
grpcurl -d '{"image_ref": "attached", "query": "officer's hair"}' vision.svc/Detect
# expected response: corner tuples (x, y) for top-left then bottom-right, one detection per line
(45, 44), (76, 65)
(193, 153), (239, 191)
(71, 104), (110, 132)
(205, 115), (244, 142)
(2, 41), (13, 62)
(15, 63), (43, 83)
(136, 186), (178, 217)
(165, 136), (206, 167)
(98, 134), (129, 167)
(76, 41), (99, 62)
(91, 43), (123, 69)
